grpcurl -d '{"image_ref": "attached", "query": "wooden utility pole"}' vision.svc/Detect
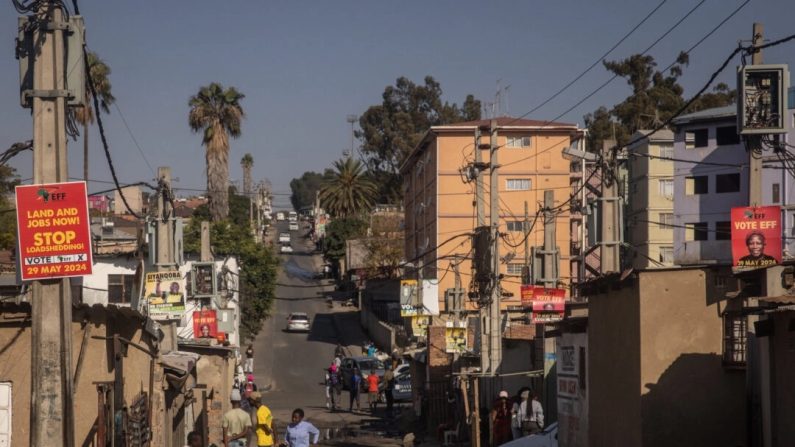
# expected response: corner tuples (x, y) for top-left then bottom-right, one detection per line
(472, 376), (481, 447)
(488, 119), (502, 374)
(29, 4), (74, 446)
(749, 22), (764, 206)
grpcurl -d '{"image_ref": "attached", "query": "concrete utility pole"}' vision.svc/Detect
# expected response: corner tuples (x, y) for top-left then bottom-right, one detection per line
(749, 22), (764, 207)
(524, 201), (530, 270)
(29, 4), (74, 446)
(156, 167), (176, 271)
(473, 127), (491, 371)
(488, 119), (502, 374)
(201, 221), (212, 262)
(542, 191), (557, 288)
(600, 140), (621, 274)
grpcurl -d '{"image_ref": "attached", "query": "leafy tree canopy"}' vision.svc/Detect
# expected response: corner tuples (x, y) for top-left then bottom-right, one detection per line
(322, 217), (368, 262)
(289, 170), (332, 211)
(0, 166), (19, 250)
(184, 188), (278, 341)
(319, 158), (377, 218)
(584, 52), (735, 152)
(356, 76), (481, 201)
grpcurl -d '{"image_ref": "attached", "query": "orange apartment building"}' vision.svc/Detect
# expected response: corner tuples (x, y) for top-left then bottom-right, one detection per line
(401, 117), (583, 311)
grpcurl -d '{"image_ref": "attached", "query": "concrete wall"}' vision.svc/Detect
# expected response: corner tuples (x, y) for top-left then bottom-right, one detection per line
(360, 306), (395, 352)
(82, 257), (137, 306)
(588, 280), (642, 447)
(770, 310), (795, 445)
(188, 348), (234, 446)
(0, 304), (157, 447)
(637, 268), (745, 447)
(588, 268), (746, 447)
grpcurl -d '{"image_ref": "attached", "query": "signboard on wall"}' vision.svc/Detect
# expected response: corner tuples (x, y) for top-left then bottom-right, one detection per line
(143, 271), (186, 319)
(522, 286), (566, 323)
(731, 206), (781, 268)
(444, 323), (467, 353)
(557, 332), (588, 447)
(15, 181), (93, 280)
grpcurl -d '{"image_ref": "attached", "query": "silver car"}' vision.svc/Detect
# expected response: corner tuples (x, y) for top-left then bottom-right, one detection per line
(286, 312), (310, 332)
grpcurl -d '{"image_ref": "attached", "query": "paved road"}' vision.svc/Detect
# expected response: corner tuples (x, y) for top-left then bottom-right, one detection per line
(251, 220), (378, 436)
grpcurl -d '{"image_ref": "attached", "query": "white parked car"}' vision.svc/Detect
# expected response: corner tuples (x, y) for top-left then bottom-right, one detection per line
(289, 222), (299, 231)
(286, 312), (310, 332)
(278, 232), (290, 244)
(280, 245), (293, 254)
(500, 422), (557, 447)
(276, 212), (285, 221)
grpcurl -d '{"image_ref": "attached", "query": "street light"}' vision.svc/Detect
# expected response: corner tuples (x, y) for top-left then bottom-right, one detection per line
(346, 114), (357, 159)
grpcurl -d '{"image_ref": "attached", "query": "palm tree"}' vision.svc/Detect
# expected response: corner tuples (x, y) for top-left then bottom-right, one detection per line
(73, 51), (115, 182)
(188, 83), (245, 221)
(319, 157), (377, 218)
(241, 153), (254, 227)
(241, 153), (254, 196)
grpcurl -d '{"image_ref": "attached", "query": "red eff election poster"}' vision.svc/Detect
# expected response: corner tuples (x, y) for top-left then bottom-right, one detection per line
(731, 206), (781, 268)
(15, 182), (93, 280)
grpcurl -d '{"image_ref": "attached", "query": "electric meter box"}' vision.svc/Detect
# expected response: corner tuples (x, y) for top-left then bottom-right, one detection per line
(737, 64), (789, 135)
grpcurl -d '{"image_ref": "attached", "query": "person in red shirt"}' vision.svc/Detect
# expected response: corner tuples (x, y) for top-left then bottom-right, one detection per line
(366, 369), (380, 413)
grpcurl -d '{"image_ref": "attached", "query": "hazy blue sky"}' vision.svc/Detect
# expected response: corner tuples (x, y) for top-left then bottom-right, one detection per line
(1, 0), (793, 208)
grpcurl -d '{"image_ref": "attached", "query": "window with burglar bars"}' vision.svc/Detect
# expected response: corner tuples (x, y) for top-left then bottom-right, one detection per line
(722, 314), (747, 368)
(108, 274), (135, 304)
(506, 221), (526, 232)
(507, 263), (524, 275)
(658, 213), (674, 229)
(507, 136), (531, 148)
(506, 179), (531, 191)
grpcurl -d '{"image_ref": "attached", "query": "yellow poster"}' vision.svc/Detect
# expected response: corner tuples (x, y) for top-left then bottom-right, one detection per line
(143, 271), (185, 319)
(444, 327), (467, 353)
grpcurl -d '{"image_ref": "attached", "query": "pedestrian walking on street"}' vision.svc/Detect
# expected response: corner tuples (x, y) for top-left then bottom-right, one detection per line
(491, 391), (513, 446)
(328, 364), (342, 411)
(366, 369), (380, 414)
(245, 344), (255, 374)
(249, 391), (277, 447)
(349, 368), (362, 412)
(282, 408), (320, 447)
(223, 389), (252, 447)
(511, 388), (543, 438)
(383, 365), (395, 417)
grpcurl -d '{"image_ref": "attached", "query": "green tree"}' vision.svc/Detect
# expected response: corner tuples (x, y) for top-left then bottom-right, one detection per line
(322, 217), (368, 263)
(356, 76), (481, 201)
(319, 158), (377, 218)
(289, 170), (332, 211)
(0, 166), (19, 250)
(584, 53), (735, 152)
(73, 51), (115, 183)
(184, 188), (278, 341)
(188, 82), (245, 222)
(363, 214), (404, 279)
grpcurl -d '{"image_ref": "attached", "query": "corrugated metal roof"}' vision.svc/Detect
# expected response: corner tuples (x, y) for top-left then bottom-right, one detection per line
(671, 105), (736, 124)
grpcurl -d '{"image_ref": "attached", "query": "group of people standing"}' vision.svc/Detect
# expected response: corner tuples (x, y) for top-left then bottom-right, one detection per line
(325, 348), (398, 417)
(490, 387), (545, 446)
(218, 380), (320, 447)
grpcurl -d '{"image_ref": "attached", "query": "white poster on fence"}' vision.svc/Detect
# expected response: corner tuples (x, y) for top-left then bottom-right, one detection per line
(556, 331), (588, 447)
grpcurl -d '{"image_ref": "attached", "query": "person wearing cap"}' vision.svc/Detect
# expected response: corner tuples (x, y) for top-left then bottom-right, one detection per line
(248, 391), (276, 447)
(491, 390), (512, 445)
(223, 389), (252, 447)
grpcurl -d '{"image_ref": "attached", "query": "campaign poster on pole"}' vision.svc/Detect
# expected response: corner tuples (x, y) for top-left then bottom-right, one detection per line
(522, 286), (566, 323)
(731, 206), (781, 268)
(143, 271), (186, 319)
(15, 181), (93, 281)
(193, 309), (218, 339)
